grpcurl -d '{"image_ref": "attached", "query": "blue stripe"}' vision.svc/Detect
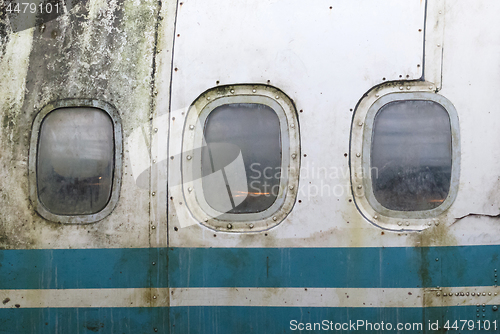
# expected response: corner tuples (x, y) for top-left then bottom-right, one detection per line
(1, 246), (499, 289)
(167, 246), (499, 288)
(0, 248), (152, 289)
(169, 306), (500, 334)
(0, 307), (165, 334)
(1, 306), (499, 334)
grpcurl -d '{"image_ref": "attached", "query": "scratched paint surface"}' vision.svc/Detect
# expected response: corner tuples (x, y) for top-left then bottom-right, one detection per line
(2, 0), (500, 333)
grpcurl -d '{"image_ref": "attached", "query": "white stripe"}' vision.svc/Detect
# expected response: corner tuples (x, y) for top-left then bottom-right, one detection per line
(170, 288), (423, 308)
(1, 287), (498, 308)
(0, 288), (168, 308)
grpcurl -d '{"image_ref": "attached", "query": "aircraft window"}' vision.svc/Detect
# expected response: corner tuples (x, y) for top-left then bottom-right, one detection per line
(182, 85), (300, 231)
(37, 108), (114, 215)
(371, 100), (452, 211)
(30, 100), (122, 223)
(202, 103), (281, 214)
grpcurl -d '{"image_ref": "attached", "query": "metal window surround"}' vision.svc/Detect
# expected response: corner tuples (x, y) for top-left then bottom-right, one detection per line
(29, 99), (123, 224)
(350, 83), (460, 230)
(182, 85), (300, 232)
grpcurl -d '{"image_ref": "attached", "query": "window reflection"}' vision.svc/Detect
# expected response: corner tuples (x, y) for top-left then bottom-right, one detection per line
(371, 100), (452, 211)
(202, 103), (282, 213)
(37, 107), (114, 215)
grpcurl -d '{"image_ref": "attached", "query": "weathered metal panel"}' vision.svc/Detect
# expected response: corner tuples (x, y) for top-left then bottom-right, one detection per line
(0, 0), (162, 250)
(2, 0), (500, 332)
(168, 0), (426, 249)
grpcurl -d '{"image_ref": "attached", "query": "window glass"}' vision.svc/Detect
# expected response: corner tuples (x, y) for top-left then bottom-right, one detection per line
(371, 100), (452, 211)
(37, 107), (114, 215)
(202, 103), (281, 214)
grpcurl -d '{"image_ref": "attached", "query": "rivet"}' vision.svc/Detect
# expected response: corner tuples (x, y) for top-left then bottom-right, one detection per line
(289, 185), (294, 190)
(460, 292), (464, 296)
(357, 185), (362, 189)
(291, 123), (295, 128)
(252, 89), (256, 93)
(154, 329), (158, 332)
(273, 216), (278, 221)
(154, 128), (158, 132)
(356, 153), (361, 157)
(472, 293), (476, 296)
(399, 86), (404, 90)
(188, 187), (193, 192)
(189, 125), (195, 130)
(153, 160), (156, 163)
(291, 153), (297, 159)
(153, 296), (157, 299)
(358, 122), (363, 126)
(230, 89), (235, 93)
(443, 293), (447, 296)
(437, 293), (440, 296)
(489, 293), (492, 296)
(436, 258), (439, 261)
(373, 215), (378, 220)
(152, 192), (156, 196)
(152, 226), (156, 230)
(483, 293), (487, 296)
(206, 96), (211, 100)
(186, 155), (192, 160)
(227, 223), (232, 229)
(427, 222), (432, 226)
(437, 44), (441, 47)
(398, 222), (402, 226)
(477, 304), (480, 307)
(429, 86), (434, 90)
(494, 306), (498, 311)
(249, 224), (254, 229)
(455, 292), (459, 296)
(495, 269), (497, 272)
(406, 86), (411, 90)
(466, 292), (469, 296)
(406, 222), (410, 226)
(483, 303), (486, 307)
(435, 221), (439, 226)
(439, 10), (442, 14)
(275, 96), (279, 99)
(375, 94), (380, 97)
(152, 262), (156, 265)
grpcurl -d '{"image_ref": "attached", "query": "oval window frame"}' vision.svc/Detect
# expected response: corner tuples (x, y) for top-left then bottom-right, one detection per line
(182, 85), (300, 232)
(29, 99), (123, 224)
(350, 83), (460, 230)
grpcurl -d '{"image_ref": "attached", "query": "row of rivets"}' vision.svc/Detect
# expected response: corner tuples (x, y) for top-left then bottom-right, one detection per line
(440, 292), (497, 297)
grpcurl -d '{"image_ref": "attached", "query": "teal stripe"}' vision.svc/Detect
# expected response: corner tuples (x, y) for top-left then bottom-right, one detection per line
(0, 307), (164, 334)
(1, 306), (499, 334)
(168, 246), (499, 288)
(169, 306), (500, 334)
(0, 248), (152, 289)
(0, 246), (499, 289)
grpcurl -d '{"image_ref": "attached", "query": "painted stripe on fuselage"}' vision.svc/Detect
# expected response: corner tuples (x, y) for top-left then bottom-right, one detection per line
(0, 306), (498, 334)
(1, 246), (499, 289)
(1, 287), (499, 308)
